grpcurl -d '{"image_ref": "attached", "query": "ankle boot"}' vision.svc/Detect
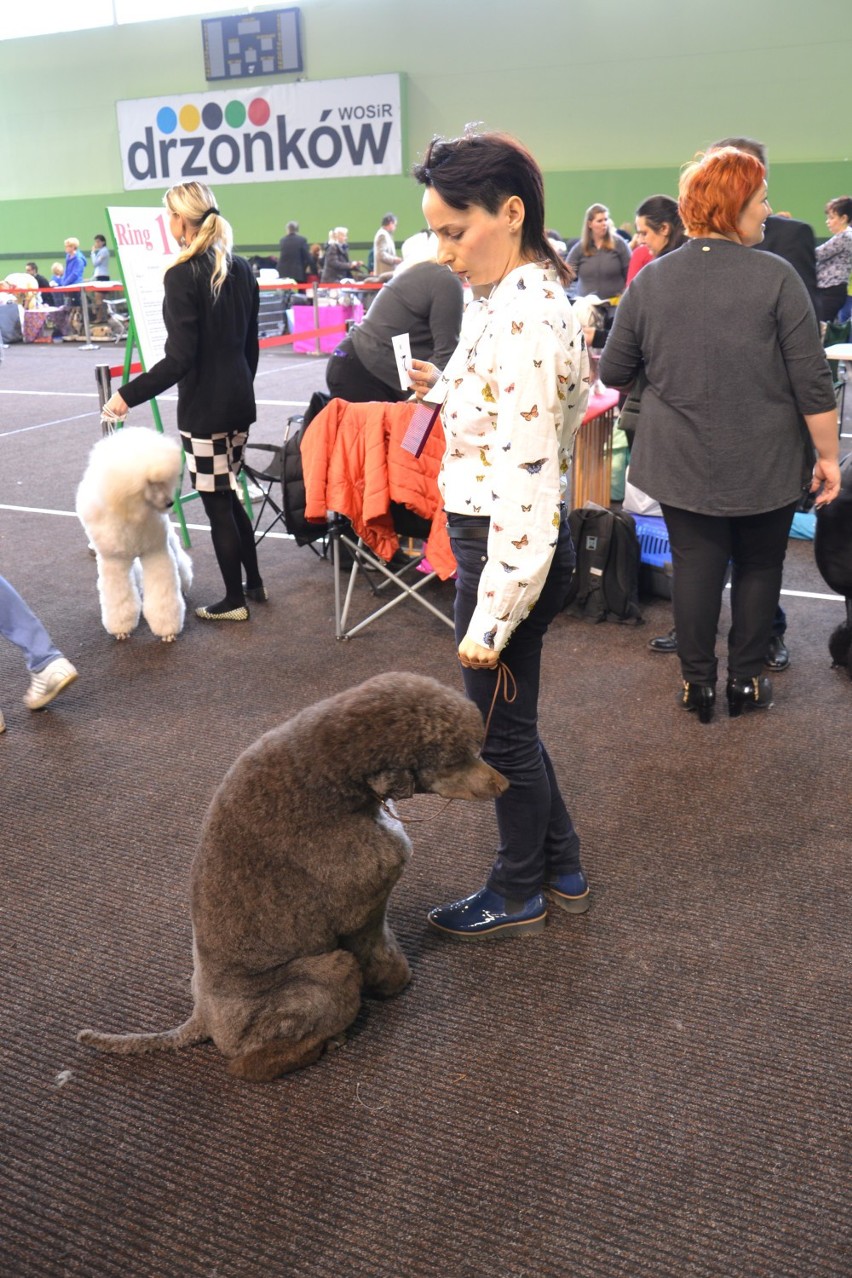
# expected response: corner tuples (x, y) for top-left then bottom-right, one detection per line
(678, 681), (716, 724)
(726, 675), (773, 718)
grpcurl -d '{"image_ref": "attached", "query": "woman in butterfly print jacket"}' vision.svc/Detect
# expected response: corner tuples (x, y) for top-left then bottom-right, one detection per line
(412, 129), (592, 941)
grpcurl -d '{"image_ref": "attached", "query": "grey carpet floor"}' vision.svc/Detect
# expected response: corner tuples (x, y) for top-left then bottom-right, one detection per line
(0, 341), (849, 1278)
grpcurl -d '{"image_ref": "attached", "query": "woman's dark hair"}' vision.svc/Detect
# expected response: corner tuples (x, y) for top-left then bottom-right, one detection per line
(826, 196), (852, 222)
(412, 128), (570, 283)
(635, 194), (687, 256)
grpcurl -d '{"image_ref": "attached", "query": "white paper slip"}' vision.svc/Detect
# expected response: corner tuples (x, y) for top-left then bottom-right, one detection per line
(391, 333), (413, 391)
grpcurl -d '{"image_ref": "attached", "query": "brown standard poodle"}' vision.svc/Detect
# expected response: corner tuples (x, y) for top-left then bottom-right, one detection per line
(78, 672), (507, 1081)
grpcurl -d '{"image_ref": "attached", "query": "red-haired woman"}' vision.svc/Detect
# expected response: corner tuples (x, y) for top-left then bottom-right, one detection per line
(600, 148), (840, 721)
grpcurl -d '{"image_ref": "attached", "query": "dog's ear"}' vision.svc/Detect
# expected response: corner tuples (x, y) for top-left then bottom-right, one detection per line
(366, 768), (416, 800)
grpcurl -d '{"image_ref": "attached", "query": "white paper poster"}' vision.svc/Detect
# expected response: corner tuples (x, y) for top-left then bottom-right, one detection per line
(106, 205), (178, 369)
(116, 74), (403, 191)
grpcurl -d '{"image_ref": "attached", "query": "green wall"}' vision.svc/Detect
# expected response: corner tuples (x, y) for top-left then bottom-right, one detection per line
(1, 0), (850, 262)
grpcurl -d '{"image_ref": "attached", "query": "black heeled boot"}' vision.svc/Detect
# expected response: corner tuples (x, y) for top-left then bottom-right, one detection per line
(726, 675), (773, 718)
(678, 681), (716, 724)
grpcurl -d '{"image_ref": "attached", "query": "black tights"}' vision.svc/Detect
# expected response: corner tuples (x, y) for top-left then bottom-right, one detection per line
(199, 488), (262, 606)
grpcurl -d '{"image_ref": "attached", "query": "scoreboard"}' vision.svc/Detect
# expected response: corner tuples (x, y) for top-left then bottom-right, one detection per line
(202, 7), (303, 82)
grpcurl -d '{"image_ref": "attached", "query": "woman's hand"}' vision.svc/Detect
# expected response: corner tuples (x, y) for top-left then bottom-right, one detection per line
(102, 392), (129, 423)
(458, 635), (499, 670)
(811, 457), (841, 506)
(407, 358), (440, 401)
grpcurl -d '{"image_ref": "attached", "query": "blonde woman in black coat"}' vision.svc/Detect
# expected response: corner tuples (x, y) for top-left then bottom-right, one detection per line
(104, 182), (262, 622)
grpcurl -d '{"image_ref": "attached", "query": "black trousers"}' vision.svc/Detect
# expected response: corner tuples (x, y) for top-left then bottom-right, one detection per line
(816, 284), (849, 324)
(325, 337), (409, 404)
(661, 501), (798, 684)
(450, 518), (581, 897)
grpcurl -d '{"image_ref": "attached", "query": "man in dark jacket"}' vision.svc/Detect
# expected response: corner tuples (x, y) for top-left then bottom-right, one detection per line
(277, 221), (313, 283)
(713, 137), (818, 312)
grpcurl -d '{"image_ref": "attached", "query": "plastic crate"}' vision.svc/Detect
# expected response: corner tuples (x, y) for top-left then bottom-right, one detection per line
(633, 514), (672, 599)
(633, 514), (671, 567)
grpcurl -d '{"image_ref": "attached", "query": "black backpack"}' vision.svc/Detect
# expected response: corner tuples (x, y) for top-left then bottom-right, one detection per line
(281, 390), (331, 546)
(564, 503), (644, 624)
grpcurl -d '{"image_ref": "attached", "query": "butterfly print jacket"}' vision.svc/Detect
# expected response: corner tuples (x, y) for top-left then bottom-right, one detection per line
(436, 262), (590, 652)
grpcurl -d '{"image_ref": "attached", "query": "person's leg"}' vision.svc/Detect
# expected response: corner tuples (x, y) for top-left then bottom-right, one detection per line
(660, 505), (731, 686)
(452, 522), (580, 899)
(0, 575), (61, 671)
(227, 433), (264, 596)
(727, 502), (798, 678)
(0, 576), (78, 711)
(184, 432), (252, 620)
(198, 491), (247, 612)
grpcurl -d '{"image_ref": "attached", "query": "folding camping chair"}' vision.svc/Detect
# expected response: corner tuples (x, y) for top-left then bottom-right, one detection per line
(242, 391), (332, 552)
(330, 502), (454, 640)
(242, 432), (290, 546)
(298, 396), (455, 640)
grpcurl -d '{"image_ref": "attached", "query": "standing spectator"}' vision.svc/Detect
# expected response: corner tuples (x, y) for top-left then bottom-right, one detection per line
(102, 182), (263, 624)
(372, 213), (402, 279)
(815, 196), (852, 323)
(320, 228), (363, 284)
(645, 136), (821, 668)
(0, 575), (79, 732)
(25, 261), (51, 298)
(566, 204), (631, 321)
(276, 220), (313, 283)
(90, 234), (110, 280)
(626, 194), (687, 285)
(599, 148), (840, 723)
(326, 234), (463, 403)
(409, 129), (591, 940)
(712, 137), (818, 312)
(55, 237), (87, 309)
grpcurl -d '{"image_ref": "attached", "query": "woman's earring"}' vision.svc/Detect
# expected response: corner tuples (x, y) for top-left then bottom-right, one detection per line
(179, 236), (187, 248)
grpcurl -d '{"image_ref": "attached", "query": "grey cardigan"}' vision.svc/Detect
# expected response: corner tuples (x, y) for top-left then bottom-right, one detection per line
(598, 238), (836, 516)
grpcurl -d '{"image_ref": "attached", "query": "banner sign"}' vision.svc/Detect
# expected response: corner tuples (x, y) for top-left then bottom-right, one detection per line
(116, 74), (402, 191)
(105, 206), (178, 369)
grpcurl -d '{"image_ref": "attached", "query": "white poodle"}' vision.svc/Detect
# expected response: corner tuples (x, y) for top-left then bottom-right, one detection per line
(76, 427), (193, 642)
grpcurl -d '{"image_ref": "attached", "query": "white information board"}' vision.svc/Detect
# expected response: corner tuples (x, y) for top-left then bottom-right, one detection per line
(106, 205), (179, 370)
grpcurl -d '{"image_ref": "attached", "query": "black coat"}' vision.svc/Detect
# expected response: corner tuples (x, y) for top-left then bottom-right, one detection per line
(121, 253), (259, 437)
(755, 215), (818, 313)
(276, 232), (313, 283)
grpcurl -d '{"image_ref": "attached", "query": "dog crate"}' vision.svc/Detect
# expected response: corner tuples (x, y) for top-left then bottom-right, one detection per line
(633, 513), (673, 599)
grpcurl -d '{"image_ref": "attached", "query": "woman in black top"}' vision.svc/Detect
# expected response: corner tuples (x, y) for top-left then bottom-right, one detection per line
(104, 182), (262, 622)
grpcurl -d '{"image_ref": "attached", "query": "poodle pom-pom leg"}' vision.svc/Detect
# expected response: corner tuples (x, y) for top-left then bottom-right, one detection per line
(139, 548), (186, 640)
(96, 555), (142, 639)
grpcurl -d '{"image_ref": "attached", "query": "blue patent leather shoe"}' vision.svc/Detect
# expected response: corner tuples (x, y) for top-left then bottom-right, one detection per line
(427, 886), (547, 941)
(545, 869), (591, 914)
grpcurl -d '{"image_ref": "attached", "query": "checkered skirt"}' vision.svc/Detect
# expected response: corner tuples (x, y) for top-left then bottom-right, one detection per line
(179, 430), (248, 493)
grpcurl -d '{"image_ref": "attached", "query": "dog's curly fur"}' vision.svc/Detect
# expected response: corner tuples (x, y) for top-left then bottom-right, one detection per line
(78, 673), (507, 1081)
(76, 426), (192, 642)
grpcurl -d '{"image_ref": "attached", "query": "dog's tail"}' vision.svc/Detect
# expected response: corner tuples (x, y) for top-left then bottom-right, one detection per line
(77, 1012), (207, 1055)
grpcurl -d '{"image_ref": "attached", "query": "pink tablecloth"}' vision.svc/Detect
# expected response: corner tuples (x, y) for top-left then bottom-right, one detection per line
(289, 303), (363, 354)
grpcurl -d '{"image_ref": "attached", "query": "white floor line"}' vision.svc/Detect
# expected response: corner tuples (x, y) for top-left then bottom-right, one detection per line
(0, 411), (99, 437)
(0, 503), (843, 597)
(0, 503), (294, 541)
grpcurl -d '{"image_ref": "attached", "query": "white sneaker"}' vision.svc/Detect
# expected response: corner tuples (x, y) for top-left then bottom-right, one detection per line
(24, 657), (79, 710)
